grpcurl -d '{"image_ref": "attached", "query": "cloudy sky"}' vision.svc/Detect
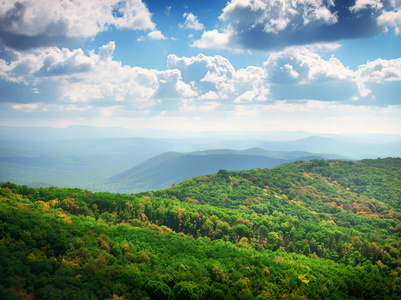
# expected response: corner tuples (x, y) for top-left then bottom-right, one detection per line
(0, 0), (400, 134)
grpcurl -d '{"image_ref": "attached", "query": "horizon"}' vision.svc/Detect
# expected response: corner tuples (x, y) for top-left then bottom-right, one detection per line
(1, 124), (401, 145)
(0, 0), (400, 134)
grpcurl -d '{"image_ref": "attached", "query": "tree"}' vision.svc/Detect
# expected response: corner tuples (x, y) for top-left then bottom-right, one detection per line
(234, 224), (251, 241)
(259, 225), (269, 242)
(173, 282), (205, 300)
(202, 218), (215, 237)
(145, 280), (172, 300)
(98, 212), (116, 224)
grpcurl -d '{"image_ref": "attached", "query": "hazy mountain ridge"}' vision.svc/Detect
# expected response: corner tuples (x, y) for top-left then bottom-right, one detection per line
(1, 125), (401, 143)
(102, 148), (350, 193)
(1, 125), (400, 191)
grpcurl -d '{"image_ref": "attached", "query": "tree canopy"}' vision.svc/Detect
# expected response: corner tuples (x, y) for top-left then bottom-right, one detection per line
(1, 158), (401, 299)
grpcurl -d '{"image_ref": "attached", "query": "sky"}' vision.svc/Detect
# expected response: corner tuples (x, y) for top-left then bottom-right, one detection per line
(0, 0), (401, 134)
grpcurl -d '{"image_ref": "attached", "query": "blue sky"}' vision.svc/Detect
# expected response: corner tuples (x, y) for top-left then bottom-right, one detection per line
(0, 0), (400, 134)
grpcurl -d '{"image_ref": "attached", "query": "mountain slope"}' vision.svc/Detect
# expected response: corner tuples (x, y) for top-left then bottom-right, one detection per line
(103, 148), (349, 193)
(1, 157), (401, 299)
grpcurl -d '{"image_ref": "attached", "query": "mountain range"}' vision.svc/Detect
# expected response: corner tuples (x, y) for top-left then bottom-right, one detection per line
(102, 148), (350, 193)
(0, 125), (400, 192)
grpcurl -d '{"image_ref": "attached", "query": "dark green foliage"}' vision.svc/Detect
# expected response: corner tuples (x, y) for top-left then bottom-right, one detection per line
(146, 280), (172, 300)
(0, 157), (401, 299)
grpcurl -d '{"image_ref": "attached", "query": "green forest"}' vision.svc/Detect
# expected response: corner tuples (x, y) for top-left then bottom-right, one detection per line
(1, 158), (401, 299)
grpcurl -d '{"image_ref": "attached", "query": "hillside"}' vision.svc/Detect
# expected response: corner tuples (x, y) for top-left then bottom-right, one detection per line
(1, 158), (401, 299)
(102, 148), (348, 193)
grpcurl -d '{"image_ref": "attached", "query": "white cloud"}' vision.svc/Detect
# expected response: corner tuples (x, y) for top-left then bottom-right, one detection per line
(0, 43), (200, 107)
(167, 53), (236, 83)
(357, 58), (401, 82)
(264, 46), (354, 84)
(167, 53), (268, 102)
(198, 91), (220, 100)
(261, 46), (400, 99)
(306, 43), (342, 52)
(0, 0), (155, 49)
(378, 10), (401, 34)
(219, 0), (338, 32)
(147, 30), (168, 40)
(2, 44), (401, 121)
(11, 103), (39, 112)
(356, 81), (372, 97)
(234, 87), (270, 103)
(153, 69), (196, 98)
(192, 28), (242, 52)
(0, 46), (95, 84)
(111, 0), (155, 31)
(180, 12), (204, 30)
(99, 41), (116, 61)
(349, 0), (384, 12)
(193, 0), (396, 52)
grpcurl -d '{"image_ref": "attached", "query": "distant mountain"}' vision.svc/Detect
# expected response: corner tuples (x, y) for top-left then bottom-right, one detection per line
(2, 125), (401, 144)
(253, 136), (401, 159)
(102, 148), (350, 193)
(0, 153), (151, 189)
(0, 137), (181, 157)
(1, 125), (400, 191)
(0, 137), (180, 189)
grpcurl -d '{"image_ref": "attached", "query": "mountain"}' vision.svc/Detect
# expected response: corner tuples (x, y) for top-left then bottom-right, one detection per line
(0, 137), (195, 189)
(102, 148), (350, 193)
(1, 158), (400, 299)
(1, 125), (400, 191)
(253, 136), (401, 158)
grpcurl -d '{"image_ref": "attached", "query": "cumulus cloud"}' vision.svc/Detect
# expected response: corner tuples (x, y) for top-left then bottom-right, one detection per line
(0, 46), (95, 84)
(378, 9), (401, 34)
(2, 42), (401, 116)
(147, 30), (168, 40)
(0, 42), (198, 107)
(261, 46), (401, 100)
(357, 58), (401, 82)
(350, 0), (384, 12)
(264, 47), (354, 84)
(1, 49), (272, 107)
(167, 53), (268, 102)
(180, 12), (204, 30)
(198, 91), (220, 100)
(0, 0), (155, 49)
(153, 69), (196, 99)
(167, 53), (235, 84)
(192, 28), (241, 52)
(234, 86), (270, 103)
(262, 46), (379, 99)
(193, 0), (398, 52)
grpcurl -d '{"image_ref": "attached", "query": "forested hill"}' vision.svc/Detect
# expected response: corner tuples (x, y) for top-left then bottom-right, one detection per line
(1, 158), (401, 299)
